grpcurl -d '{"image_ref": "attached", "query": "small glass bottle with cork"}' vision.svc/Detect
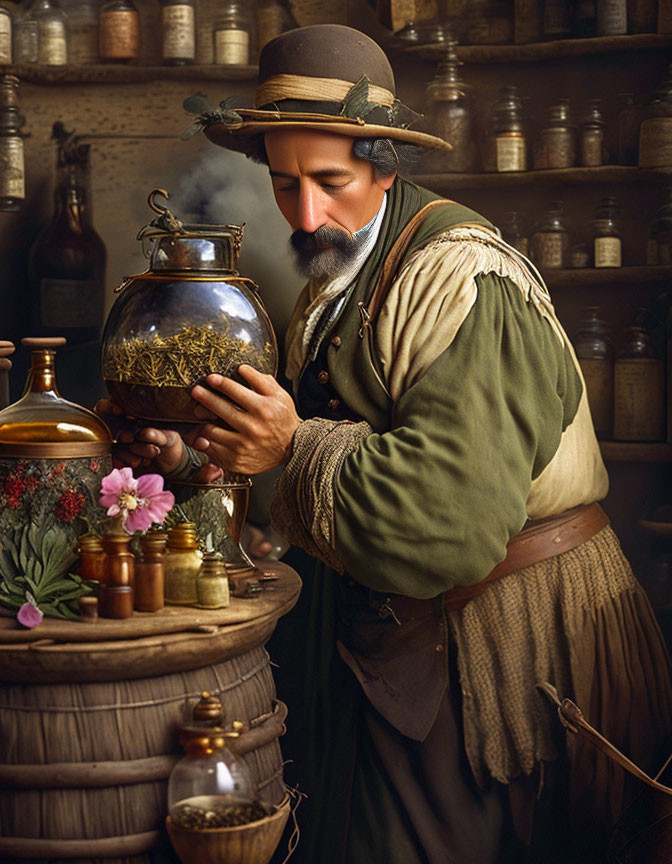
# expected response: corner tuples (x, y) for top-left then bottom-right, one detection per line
(500, 210), (530, 256)
(0, 74), (26, 213)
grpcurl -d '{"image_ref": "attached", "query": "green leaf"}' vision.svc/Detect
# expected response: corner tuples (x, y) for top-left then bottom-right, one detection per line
(339, 75), (377, 120)
(0, 593), (23, 609)
(183, 91), (215, 116)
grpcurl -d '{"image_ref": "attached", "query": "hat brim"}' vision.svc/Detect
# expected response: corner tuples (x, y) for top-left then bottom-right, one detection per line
(203, 113), (452, 154)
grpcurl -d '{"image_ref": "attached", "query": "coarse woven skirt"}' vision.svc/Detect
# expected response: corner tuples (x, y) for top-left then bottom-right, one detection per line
(271, 526), (672, 864)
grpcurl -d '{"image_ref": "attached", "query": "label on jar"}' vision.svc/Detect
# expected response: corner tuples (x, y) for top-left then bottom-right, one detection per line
(214, 28), (249, 65)
(533, 232), (565, 268)
(0, 12), (12, 64)
(40, 279), (101, 328)
(581, 128), (604, 166)
(162, 5), (195, 59)
(99, 11), (140, 60)
(38, 19), (67, 65)
(594, 236), (622, 267)
(0, 138), (24, 200)
(614, 358), (665, 441)
(596, 0), (627, 34)
(579, 358), (613, 436)
(496, 134), (526, 172)
(639, 118), (672, 168)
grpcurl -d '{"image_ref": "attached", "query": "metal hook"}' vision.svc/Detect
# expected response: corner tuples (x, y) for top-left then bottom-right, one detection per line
(147, 188), (171, 215)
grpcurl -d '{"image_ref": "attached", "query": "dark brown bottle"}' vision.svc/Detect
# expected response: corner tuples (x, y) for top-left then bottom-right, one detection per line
(28, 125), (107, 345)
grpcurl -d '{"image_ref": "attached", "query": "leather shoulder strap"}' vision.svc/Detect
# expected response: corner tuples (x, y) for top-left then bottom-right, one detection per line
(366, 200), (495, 322)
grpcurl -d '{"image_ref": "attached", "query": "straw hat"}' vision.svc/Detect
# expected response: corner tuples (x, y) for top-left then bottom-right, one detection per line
(184, 25), (451, 154)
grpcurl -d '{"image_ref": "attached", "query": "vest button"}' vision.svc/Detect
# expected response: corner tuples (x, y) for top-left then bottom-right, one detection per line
(317, 370), (329, 385)
(328, 398), (340, 410)
(330, 335), (342, 348)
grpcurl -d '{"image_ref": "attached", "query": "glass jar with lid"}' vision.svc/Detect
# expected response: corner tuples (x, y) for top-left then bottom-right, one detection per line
(534, 99), (577, 170)
(572, 307), (613, 437)
(500, 210), (529, 256)
(214, 1), (252, 66)
(531, 201), (569, 269)
(648, 188), (672, 265)
(34, 0), (67, 65)
(592, 196), (622, 268)
(99, 0), (140, 63)
(614, 325), (665, 441)
(0, 5), (12, 63)
(639, 64), (672, 168)
(580, 99), (606, 167)
(13, 0), (38, 64)
(160, 0), (195, 66)
(420, 41), (478, 173)
(486, 85), (527, 173)
(61, 0), (99, 65)
(0, 337), (112, 615)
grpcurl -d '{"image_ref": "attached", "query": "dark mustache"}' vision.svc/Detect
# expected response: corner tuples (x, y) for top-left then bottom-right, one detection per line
(290, 226), (355, 254)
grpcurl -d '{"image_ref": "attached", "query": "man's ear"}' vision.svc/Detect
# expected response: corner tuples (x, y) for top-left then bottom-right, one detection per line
(376, 171), (397, 192)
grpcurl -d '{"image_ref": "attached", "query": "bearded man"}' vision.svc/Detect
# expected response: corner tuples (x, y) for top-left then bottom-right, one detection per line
(104, 24), (672, 864)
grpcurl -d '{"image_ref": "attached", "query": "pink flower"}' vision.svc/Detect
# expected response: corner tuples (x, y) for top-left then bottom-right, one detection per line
(17, 592), (43, 628)
(99, 468), (174, 533)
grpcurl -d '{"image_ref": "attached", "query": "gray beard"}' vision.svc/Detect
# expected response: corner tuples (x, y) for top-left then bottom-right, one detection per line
(289, 225), (365, 280)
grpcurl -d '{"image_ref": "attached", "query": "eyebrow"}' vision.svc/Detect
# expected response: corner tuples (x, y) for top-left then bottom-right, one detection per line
(269, 168), (355, 180)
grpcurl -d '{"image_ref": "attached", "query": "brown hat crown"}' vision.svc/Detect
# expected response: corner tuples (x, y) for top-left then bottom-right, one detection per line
(257, 24), (396, 108)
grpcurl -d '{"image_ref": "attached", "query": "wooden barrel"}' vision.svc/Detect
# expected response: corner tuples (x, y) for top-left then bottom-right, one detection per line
(0, 561), (300, 864)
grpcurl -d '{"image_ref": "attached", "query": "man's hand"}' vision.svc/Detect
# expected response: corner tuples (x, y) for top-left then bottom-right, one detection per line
(93, 398), (188, 474)
(190, 365), (301, 475)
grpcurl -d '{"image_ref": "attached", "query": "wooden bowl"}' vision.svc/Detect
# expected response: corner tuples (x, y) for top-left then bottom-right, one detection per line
(166, 795), (291, 864)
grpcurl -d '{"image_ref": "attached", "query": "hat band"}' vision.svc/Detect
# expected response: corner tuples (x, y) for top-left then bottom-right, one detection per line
(254, 74), (396, 111)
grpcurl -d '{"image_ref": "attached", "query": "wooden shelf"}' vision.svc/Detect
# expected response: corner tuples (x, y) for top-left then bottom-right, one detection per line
(0, 63), (258, 85)
(413, 166), (671, 191)
(599, 442), (672, 462)
(402, 33), (672, 64)
(542, 266), (672, 287)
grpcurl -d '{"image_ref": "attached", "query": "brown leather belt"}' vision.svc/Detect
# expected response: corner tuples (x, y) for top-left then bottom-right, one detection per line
(382, 502), (610, 621)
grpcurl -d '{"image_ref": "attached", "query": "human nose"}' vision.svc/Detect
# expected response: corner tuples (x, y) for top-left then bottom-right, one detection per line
(297, 183), (326, 234)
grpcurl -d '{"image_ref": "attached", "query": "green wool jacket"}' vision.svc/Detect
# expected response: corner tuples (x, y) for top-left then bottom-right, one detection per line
(295, 177), (588, 597)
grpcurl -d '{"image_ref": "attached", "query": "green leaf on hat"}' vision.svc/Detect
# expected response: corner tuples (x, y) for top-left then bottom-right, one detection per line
(181, 94), (243, 140)
(389, 99), (422, 130)
(339, 75), (378, 120)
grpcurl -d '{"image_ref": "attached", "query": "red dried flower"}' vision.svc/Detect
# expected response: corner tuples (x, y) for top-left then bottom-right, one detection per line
(49, 462), (67, 478)
(89, 458), (100, 473)
(4, 473), (27, 508)
(55, 490), (86, 523)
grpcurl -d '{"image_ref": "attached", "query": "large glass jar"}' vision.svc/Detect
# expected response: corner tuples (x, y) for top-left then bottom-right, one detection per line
(639, 64), (672, 168)
(101, 189), (278, 425)
(573, 307), (613, 437)
(34, 0), (68, 65)
(0, 337), (112, 617)
(534, 99), (577, 170)
(420, 42), (478, 173)
(614, 325), (665, 441)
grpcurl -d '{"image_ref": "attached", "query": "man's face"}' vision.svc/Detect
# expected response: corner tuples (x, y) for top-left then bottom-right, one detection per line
(265, 129), (395, 279)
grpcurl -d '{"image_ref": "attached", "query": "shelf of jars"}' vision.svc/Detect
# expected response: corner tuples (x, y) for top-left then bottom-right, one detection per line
(599, 441), (672, 462)
(541, 265), (672, 287)
(0, 63), (258, 85)
(401, 33), (672, 64)
(413, 166), (672, 191)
